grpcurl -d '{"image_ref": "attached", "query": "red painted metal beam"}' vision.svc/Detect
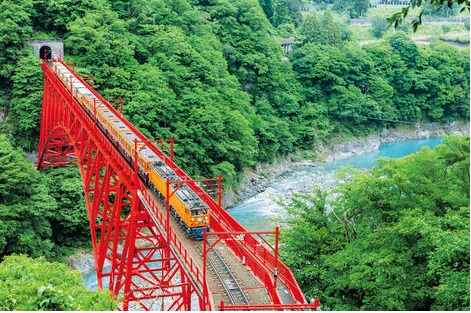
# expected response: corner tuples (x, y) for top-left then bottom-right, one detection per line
(38, 60), (210, 310)
(38, 58), (318, 311)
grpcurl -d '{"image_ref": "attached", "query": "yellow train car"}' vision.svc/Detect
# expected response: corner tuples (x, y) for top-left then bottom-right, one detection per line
(148, 161), (210, 239)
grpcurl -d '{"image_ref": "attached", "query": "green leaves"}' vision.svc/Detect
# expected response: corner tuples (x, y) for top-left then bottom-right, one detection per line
(0, 135), (56, 258)
(0, 0), (468, 199)
(7, 54), (43, 150)
(0, 0), (33, 80)
(0, 255), (117, 310)
(280, 135), (470, 310)
(388, 0), (470, 31)
(0, 136), (91, 259)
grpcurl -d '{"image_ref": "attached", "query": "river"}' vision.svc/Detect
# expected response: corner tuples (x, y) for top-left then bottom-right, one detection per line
(227, 137), (443, 232)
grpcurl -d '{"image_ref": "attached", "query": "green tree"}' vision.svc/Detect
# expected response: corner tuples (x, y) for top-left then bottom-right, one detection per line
(7, 53), (43, 151)
(332, 0), (370, 18)
(370, 16), (388, 38)
(426, 41), (470, 120)
(259, 0), (275, 20)
(42, 165), (90, 250)
(280, 135), (470, 310)
(276, 22), (296, 37)
(32, 0), (109, 36)
(0, 135), (55, 259)
(388, 31), (420, 67)
(388, 0), (470, 31)
(271, 0), (292, 27)
(278, 189), (345, 299)
(65, 8), (138, 97)
(292, 42), (395, 135)
(297, 11), (342, 46)
(201, 0), (310, 161)
(0, 254), (116, 310)
(0, 0), (33, 82)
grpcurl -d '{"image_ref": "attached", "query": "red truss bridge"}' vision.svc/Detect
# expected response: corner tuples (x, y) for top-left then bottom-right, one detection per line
(37, 54), (320, 311)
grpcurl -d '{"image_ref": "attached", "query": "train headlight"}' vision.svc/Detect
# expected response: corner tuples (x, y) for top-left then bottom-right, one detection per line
(197, 217), (203, 222)
(191, 218), (195, 222)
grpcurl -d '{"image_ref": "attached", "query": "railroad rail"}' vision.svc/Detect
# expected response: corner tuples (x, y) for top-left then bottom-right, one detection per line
(206, 243), (250, 306)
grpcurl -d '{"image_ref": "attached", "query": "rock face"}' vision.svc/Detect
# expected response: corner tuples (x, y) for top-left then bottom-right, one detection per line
(68, 252), (96, 276)
(222, 121), (470, 208)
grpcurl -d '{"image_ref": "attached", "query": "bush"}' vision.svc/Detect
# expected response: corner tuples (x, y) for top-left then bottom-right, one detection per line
(0, 255), (117, 310)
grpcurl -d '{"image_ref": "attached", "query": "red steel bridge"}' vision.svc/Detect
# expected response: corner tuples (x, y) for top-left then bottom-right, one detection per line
(37, 53), (320, 311)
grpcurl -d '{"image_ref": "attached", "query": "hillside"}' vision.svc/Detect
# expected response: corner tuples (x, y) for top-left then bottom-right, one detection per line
(0, 0), (469, 256)
(0, 0), (469, 187)
(0, 0), (469, 310)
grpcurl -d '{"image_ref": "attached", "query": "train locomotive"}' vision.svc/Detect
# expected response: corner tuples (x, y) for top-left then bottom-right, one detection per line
(50, 60), (210, 240)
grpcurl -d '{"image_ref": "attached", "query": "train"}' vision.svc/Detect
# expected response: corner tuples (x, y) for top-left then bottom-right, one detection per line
(49, 60), (210, 240)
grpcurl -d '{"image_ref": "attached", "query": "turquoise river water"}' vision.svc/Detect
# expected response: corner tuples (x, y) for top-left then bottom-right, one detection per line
(227, 137), (443, 231)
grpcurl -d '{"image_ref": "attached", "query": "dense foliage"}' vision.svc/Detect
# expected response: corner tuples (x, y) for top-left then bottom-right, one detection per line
(279, 135), (470, 310)
(0, 254), (116, 310)
(0, 0), (468, 305)
(0, 135), (90, 260)
(388, 0), (470, 30)
(0, 134), (54, 258)
(0, 0), (469, 188)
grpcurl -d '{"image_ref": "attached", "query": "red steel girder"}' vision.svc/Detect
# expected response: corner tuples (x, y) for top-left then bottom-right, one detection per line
(37, 61), (208, 310)
(38, 58), (319, 311)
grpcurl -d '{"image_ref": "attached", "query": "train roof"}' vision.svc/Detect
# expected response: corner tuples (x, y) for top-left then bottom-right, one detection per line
(110, 119), (128, 131)
(151, 161), (178, 181)
(150, 161), (207, 209)
(177, 184), (206, 209)
(139, 146), (159, 162)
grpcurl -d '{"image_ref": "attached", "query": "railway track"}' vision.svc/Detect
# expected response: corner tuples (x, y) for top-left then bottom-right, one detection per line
(206, 244), (250, 306)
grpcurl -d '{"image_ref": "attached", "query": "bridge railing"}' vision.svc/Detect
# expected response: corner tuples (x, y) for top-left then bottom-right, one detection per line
(199, 191), (310, 306)
(138, 187), (214, 310)
(51, 59), (309, 309)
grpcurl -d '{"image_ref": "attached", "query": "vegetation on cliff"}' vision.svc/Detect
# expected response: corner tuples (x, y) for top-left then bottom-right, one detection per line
(0, 254), (116, 310)
(0, 0), (468, 188)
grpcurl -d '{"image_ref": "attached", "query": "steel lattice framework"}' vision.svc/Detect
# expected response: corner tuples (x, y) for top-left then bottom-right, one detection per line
(38, 60), (207, 310)
(37, 58), (320, 311)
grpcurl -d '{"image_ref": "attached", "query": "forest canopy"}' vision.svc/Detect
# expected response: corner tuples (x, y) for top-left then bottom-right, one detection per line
(0, 0), (468, 189)
(279, 134), (470, 311)
(0, 0), (468, 309)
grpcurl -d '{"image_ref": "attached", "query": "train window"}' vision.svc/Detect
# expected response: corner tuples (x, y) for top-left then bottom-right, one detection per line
(191, 209), (206, 216)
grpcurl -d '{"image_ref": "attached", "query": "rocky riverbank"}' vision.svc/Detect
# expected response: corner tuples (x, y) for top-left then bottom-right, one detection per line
(222, 121), (470, 208)
(67, 252), (96, 276)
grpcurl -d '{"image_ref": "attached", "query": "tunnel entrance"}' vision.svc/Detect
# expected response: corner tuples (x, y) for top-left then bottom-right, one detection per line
(29, 40), (63, 60)
(39, 45), (52, 60)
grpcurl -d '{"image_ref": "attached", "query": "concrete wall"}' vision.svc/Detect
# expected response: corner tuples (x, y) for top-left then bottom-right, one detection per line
(28, 39), (64, 60)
